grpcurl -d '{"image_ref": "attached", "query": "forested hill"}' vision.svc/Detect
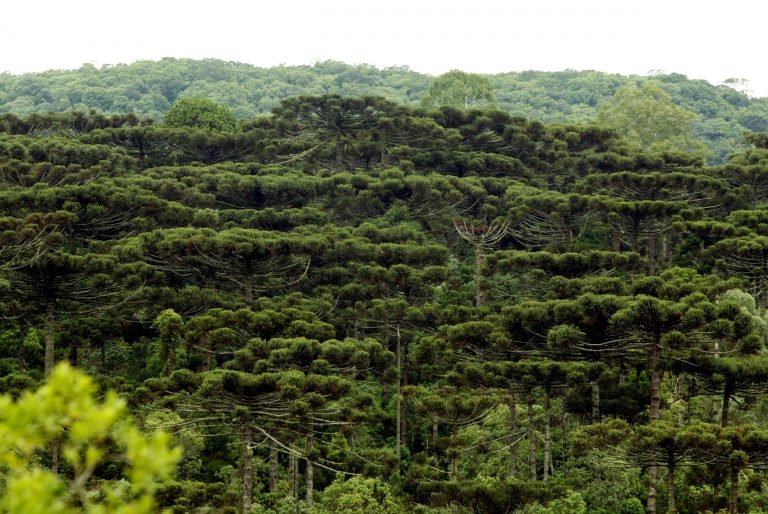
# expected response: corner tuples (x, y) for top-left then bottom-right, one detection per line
(2, 58), (768, 162)
(5, 97), (768, 512)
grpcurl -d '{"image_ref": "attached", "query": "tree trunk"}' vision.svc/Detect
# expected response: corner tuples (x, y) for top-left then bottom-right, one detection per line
(51, 437), (60, 474)
(668, 459), (677, 514)
(242, 426), (253, 513)
(730, 463), (739, 514)
(395, 323), (402, 461)
(17, 327), (26, 372)
(432, 417), (439, 459)
(647, 341), (661, 514)
(475, 243), (485, 307)
(591, 381), (600, 423)
(647, 233), (656, 275)
(449, 430), (458, 481)
(289, 453), (298, 506)
(543, 388), (552, 481)
(527, 390), (537, 481)
(509, 389), (518, 478)
(44, 304), (60, 474)
(68, 341), (78, 366)
(631, 228), (639, 254)
(650, 341), (661, 421)
(244, 274), (254, 308)
(613, 227), (622, 252)
(203, 337), (212, 372)
(306, 423), (314, 510)
(401, 338), (410, 447)
(166, 339), (176, 376)
(564, 226), (574, 251)
(269, 438), (278, 491)
(335, 138), (344, 171)
(722, 378), (733, 428)
(44, 302), (55, 377)
(647, 458), (657, 514)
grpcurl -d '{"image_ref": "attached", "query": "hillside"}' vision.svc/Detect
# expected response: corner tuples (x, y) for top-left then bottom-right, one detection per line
(1, 58), (767, 162)
(3, 98), (768, 512)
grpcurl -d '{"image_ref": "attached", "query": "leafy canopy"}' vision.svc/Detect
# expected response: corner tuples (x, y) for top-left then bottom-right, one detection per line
(163, 96), (238, 132)
(0, 363), (181, 514)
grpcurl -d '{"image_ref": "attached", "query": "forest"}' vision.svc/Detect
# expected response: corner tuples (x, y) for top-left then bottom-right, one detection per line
(1, 78), (768, 513)
(2, 58), (768, 163)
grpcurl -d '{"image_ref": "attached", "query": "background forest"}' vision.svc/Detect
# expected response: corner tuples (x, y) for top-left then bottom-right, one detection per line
(1, 61), (768, 513)
(2, 58), (768, 162)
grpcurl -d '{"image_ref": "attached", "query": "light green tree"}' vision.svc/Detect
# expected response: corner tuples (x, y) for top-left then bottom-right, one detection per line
(0, 363), (180, 514)
(163, 96), (238, 132)
(421, 70), (496, 109)
(597, 81), (709, 156)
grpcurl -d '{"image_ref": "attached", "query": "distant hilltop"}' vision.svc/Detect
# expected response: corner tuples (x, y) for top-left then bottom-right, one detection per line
(1, 58), (766, 163)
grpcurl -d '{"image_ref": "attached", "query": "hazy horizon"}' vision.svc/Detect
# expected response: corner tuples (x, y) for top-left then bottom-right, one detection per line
(4, 1), (768, 97)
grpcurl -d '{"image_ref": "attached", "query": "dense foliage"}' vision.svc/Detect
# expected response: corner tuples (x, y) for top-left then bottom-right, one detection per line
(2, 58), (768, 162)
(2, 94), (768, 513)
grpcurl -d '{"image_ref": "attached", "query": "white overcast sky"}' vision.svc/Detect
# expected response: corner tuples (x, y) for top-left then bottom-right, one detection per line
(3, 0), (768, 97)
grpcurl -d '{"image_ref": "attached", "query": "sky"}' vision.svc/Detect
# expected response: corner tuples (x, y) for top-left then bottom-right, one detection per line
(3, 0), (768, 97)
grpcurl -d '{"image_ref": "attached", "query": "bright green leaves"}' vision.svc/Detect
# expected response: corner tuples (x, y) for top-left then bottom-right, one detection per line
(597, 82), (708, 157)
(163, 97), (238, 133)
(0, 363), (180, 514)
(421, 70), (496, 110)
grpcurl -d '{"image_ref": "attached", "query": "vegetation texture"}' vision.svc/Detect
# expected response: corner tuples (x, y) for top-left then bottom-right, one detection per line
(1, 59), (768, 162)
(1, 86), (768, 513)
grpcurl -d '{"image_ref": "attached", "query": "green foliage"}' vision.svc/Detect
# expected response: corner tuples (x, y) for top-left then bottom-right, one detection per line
(0, 363), (180, 513)
(421, 70), (496, 109)
(163, 97), (238, 132)
(314, 476), (401, 513)
(597, 81), (708, 156)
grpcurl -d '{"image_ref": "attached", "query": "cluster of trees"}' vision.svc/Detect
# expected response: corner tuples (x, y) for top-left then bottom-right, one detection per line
(2, 94), (768, 513)
(2, 58), (767, 162)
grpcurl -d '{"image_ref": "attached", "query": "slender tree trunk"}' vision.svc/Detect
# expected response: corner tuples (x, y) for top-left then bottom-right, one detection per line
(432, 417), (439, 459)
(289, 453), (298, 506)
(242, 426), (254, 513)
(68, 341), (78, 366)
(269, 438), (278, 492)
(475, 243), (485, 307)
(449, 430), (458, 481)
(647, 233), (656, 275)
(166, 339), (176, 376)
(509, 389), (518, 478)
(395, 323), (402, 461)
(44, 303), (60, 474)
(650, 342), (661, 421)
(591, 381), (600, 423)
(336, 139), (344, 171)
(543, 388), (552, 481)
(401, 338), (410, 447)
(306, 422), (314, 510)
(668, 460), (677, 514)
(613, 227), (622, 252)
(647, 340), (661, 514)
(17, 327), (26, 372)
(647, 457), (657, 514)
(660, 233), (669, 269)
(44, 302), (55, 376)
(244, 274), (254, 308)
(527, 390), (537, 481)
(722, 379), (733, 427)
(730, 463), (739, 514)
(631, 228), (639, 254)
(564, 226), (574, 251)
(203, 338), (212, 372)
